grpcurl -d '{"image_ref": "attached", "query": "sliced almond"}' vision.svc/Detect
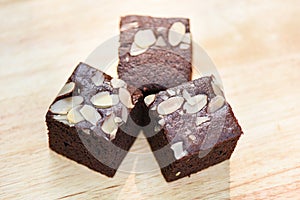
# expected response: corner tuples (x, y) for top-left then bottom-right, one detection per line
(50, 96), (84, 114)
(91, 71), (104, 86)
(189, 94), (207, 106)
(157, 97), (184, 115)
(121, 105), (129, 123)
(101, 114), (118, 140)
(80, 105), (101, 126)
(207, 95), (225, 113)
(175, 172), (181, 176)
(168, 22), (186, 46)
(183, 100), (206, 114)
(188, 134), (196, 141)
(52, 115), (67, 120)
(130, 43), (148, 56)
(182, 33), (191, 44)
(170, 141), (187, 160)
(155, 36), (167, 47)
(58, 82), (75, 97)
(119, 88), (134, 108)
(111, 78), (126, 88)
(182, 89), (191, 101)
(212, 82), (224, 97)
(158, 118), (165, 126)
(67, 105), (84, 124)
(179, 43), (190, 50)
(157, 27), (165, 33)
(166, 89), (176, 96)
(196, 116), (210, 126)
(144, 94), (156, 106)
(134, 29), (156, 48)
(114, 117), (123, 124)
(91, 92), (118, 108)
(120, 21), (139, 31)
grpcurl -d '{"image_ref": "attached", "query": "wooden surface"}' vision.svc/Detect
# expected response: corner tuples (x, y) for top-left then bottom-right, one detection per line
(1, 0), (300, 199)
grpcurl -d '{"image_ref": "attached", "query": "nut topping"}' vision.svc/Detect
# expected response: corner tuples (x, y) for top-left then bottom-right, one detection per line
(130, 43), (148, 56)
(196, 116), (210, 126)
(134, 29), (156, 48)
(170, 141), (187, 160)
(182, 33), (191, 44)
(80, 105), (101, 126)
(157, 97), (184, 115)
(166, 89), (176, 96)
(57, 82), (75, 97)
(155, 36), (167, 47)
(119, 88), (134, 108)
(207, 95), (225, 113)
(212, 82), (224, 97)
(50, 96), (84, 114)
(67, 105), (84, 124)
(168, 22), (186, 46)
(179, 43), (190, 49)
(91, 71), (104, 86)
(91, 92), (118, 108)
(144, 94), (156, 106)
(111, 78), (127, 88)
(120, 21), (139, 31)
(101, 114), (118, 140)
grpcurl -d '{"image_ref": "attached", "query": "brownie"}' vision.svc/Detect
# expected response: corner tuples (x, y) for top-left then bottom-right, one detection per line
(118, 15), (192, 94)
(46, 62), (143, 177)
(143, 76), (243, 182)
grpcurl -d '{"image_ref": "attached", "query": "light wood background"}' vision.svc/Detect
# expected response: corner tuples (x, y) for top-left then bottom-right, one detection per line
(1, 0), (299, 199)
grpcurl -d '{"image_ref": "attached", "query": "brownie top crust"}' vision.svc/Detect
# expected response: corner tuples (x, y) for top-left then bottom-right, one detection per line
(146, 76), (243, 158)
(118, 15), (192, 92)
(47, 62), (143, 141)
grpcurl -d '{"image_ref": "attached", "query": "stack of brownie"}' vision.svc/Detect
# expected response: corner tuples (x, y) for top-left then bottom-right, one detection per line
(46, 15), (243, 182)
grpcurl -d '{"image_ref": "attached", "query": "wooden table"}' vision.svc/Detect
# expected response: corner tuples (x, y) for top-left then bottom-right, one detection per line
(1, 0), (299, 199)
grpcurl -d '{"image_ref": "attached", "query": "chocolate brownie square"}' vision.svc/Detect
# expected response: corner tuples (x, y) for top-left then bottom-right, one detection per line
(46, 62), (143, 177)
(143, 76), (243, 182)
(118, 15), (192, 94)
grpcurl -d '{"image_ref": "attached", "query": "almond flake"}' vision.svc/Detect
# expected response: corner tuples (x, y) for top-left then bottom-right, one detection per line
(207, 95), (225, 113)
(119, 88), (134, 108)
(91, 92), (118, 108)
(130, 43), (148, 56)
(120, 22), (139, 31)
(91, 71), (104, 86)
(157, 97), (184, 115)
(179, 43), (190, 49)
(155, 36), (167, 47)
(212, 82), (224, 97)
(80, 105), (101, 126)
(168, 22), (186, 46)
(67, 105), (84, 124)
(111, 78), (126, 88)
(144, 94), (156, 106)
(50, 96), (83, 114)
(196, 116), (210, 126)
(134, 29), (156, 48)
(182, 33), (191, 44)
(101, 114), (118, 140)
(58, 82), (75, 97)
(170, 141), (187, 160)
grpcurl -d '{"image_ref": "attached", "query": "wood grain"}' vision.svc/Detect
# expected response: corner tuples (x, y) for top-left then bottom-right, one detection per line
(1, 0), (299, 199)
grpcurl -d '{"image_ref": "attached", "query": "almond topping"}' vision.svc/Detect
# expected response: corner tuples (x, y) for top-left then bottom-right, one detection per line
(157, 97), (184, 115)
(58, 82), (75, 97)
(80, 105), (101, 126)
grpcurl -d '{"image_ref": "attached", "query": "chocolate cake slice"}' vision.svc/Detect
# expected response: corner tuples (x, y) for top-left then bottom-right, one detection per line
(143, 76), (243, 182)
(118, 15), (192, 94)
(46, 62), (143, 177)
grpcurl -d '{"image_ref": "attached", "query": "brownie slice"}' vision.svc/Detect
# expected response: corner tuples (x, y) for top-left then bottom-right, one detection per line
(118, 15), (192, 94)
(46, 62), (143, 177)
(143, 76), (243, 182)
